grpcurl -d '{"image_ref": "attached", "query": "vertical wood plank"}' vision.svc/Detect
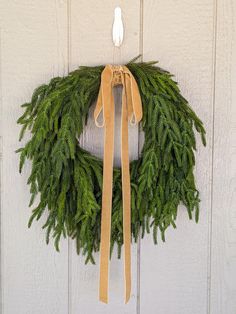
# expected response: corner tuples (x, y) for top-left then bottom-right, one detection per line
(0, 2), (69, 313)
(0, 26), (3, 314)
(210, 0), (236, 312)
(69, 1), (140, 313)
(140, 1), (214, 313)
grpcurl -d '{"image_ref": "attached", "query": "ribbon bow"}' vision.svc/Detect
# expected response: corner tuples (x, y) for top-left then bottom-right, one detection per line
(94, 65), (142, 304)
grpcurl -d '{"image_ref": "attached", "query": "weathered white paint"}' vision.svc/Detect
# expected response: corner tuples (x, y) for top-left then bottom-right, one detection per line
(0, 1), (69, 314)
(0, 1), (235, 313)
(69, 2), (140, 313)
(211, 0), (236, 313)
(140, 1), (214, 314)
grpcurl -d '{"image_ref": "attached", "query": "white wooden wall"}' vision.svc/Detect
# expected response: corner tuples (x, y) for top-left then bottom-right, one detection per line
(0, 1), (235, 313)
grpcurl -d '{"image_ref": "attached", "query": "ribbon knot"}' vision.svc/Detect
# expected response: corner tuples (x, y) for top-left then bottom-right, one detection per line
(94, 65), (142, 304)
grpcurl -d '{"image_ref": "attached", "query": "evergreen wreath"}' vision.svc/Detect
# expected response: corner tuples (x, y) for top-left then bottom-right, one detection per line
(17, 59), (206, 263)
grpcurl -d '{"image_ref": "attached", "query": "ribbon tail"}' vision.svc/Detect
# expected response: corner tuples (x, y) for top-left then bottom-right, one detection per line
(121, 77), (132, 303)
(99, 67), (115, 304)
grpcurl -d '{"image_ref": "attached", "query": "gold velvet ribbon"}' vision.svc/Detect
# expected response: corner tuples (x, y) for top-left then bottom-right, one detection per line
(94, 65), (142, 304)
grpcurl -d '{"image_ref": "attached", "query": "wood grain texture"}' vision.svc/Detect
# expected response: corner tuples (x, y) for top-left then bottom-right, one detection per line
(210, 0), (236, 313)
(140, 1), (214, 313)
(0, 1), (69, 313)
(69, 1), (140, 313)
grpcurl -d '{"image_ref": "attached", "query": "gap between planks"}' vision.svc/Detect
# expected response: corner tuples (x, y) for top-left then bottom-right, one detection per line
(207, 0), (218, 313)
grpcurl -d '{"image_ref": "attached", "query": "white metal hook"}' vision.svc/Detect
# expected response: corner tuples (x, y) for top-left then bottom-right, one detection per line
(112, 7), (124, 47)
